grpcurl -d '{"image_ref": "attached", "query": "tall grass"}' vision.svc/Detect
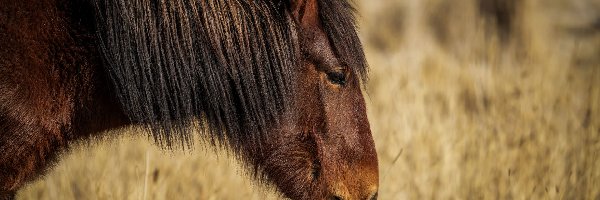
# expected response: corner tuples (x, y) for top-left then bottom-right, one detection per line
(363, 0), (599, 199)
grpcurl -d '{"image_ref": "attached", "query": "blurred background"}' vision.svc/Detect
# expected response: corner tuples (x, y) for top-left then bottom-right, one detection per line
(18, 0), (600, 199)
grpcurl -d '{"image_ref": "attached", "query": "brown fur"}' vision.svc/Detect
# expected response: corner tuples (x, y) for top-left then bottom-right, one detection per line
(0, 0), (127, 195)
(0, 0), (378, 199)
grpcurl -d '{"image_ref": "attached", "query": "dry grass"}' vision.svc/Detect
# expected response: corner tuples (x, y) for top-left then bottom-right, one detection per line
(17, 0), (600, 199)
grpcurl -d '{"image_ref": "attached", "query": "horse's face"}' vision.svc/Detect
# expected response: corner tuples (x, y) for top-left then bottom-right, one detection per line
(259, 1), (378, 199)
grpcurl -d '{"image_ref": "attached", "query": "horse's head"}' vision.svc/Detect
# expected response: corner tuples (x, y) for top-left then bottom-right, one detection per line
(89, 0), (376, 198)
(258, 1), (378, 199)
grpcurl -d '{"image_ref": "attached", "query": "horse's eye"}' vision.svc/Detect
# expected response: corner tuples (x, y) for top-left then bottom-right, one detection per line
(326, 71), (346, 85)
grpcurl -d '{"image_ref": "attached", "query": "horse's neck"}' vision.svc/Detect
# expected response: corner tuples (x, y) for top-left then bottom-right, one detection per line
(0, 0), (131, 193)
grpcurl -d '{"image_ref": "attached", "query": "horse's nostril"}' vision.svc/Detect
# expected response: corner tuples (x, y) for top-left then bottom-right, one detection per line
(331, 195), (344, 200)
(369, 191), (378, 200)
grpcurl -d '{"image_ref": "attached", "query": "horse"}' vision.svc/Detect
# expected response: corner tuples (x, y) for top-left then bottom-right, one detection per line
(0, 0), (378, 199)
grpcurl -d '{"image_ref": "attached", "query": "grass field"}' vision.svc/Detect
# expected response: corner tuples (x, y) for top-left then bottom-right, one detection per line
(17, 0), (600, 199)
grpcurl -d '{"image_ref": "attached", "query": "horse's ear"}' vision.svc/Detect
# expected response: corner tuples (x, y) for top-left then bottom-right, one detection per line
(289, 0), (321, 29)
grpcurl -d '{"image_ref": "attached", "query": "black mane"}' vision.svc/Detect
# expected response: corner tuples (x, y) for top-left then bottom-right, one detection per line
(92, 0), (367, 153)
